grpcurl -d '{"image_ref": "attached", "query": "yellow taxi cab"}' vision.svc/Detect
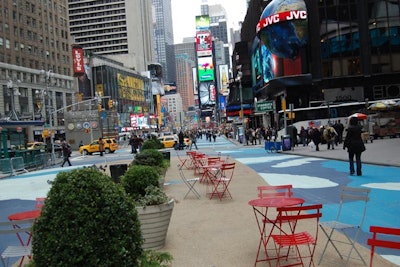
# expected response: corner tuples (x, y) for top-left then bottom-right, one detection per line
(158, 135), (191, 149)
(79, 138), (119, 155)
(26, 142), (46, 150)
(158, 135), (177, 148)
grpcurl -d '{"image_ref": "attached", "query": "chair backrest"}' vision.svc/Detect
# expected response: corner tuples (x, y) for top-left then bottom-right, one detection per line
(0, 218), (35, 235)
(257, 184), (293, 199)
(367, 226), (400, 267)
(276, 204), (323, 222)
(220, 162), (235, 179)
(336, 186), (370, 227)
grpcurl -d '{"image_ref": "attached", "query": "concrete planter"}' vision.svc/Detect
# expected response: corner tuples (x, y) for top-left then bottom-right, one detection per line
(136, 198), (174, 250)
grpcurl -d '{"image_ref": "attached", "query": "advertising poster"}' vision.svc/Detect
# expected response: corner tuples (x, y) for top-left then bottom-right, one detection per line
(196, 31), (213, 56)
(198, 56), (214, 82)
(195, 15), (210, 32)
(199, 82), (216, 106)
(218, 64), (229, 96)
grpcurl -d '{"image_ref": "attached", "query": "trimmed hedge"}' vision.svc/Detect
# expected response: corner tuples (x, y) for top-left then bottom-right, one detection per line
(121, 165), (160, 202)
(31, 167), (143, 267)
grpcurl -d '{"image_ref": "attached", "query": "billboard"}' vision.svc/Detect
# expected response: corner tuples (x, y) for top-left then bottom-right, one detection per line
(196, 31), (212, 56)
(197, 56), (214, 82)
(72, 46), (85, 75)
(218, 64), (229, 96)
(199, 81), (216, 106)
(196, 15), (210, 32)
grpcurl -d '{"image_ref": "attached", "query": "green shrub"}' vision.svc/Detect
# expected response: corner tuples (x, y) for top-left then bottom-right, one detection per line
(31, 167), (143, 267)
(132, 149), (164, 168)
(121, 165), (160, 202)
(141, 138), (164, 150)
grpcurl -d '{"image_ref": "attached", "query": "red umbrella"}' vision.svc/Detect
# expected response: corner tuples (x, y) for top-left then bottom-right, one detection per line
(349, 113), (367, 120)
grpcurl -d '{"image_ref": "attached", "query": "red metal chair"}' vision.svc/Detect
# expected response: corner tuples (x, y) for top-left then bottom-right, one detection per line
(209, 162), (235, 200)
(257, 184), (293, 199)
(367, 226), (400, 267)
(271, 204), (323, 267)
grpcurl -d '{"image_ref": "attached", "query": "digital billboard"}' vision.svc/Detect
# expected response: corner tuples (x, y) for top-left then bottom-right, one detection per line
(199, 82), (216, 106)
(197, 56), (214, 82)
(196, 15), (210, 32)
(218, 65), (229, 96)
(196, 31), (212, 56)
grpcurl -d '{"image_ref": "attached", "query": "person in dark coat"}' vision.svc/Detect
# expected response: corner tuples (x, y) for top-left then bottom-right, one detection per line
(310, 127), (322, 151)
(343, 116), (366, 176)
(61, 139), (72, 167)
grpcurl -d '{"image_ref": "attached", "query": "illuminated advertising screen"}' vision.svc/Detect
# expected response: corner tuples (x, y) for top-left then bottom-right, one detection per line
(198, 56), (214, 82)
(256, 0), (308, 60)
(199, 82), (216, 106)
(196, 15), (210, 32)
(196, 31), (212, 56)
(218, 65), (229, 96)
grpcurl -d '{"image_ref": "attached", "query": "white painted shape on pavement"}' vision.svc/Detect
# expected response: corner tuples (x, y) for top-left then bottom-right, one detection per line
(0, 166), (88, 201)
(0, 174), (53, 200)
(382, 255), (400, 265)
(259, 173), (338, 189)
(236, 155), (300, 164)
(362, 183), (400, 191)
(272, 158), (324, 168)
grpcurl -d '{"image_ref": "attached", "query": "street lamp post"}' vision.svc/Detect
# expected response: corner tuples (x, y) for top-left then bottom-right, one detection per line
(236, 69), (245, 143)
(40, 69), (56, 164)
(6, 79), (21, 121)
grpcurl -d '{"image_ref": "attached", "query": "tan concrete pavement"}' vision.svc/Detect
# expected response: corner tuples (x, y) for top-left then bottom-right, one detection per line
(160, 152), (398, 267)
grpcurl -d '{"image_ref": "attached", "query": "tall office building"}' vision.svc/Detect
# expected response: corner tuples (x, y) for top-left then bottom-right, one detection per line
(68, 0), (155, 73)
(152, 0), (176, 84)
(0, 0), (74, 142)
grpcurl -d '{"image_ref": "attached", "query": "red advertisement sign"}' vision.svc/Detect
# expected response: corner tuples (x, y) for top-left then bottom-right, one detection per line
(196, 31), (212, 56)
(72, 46), (85, 75)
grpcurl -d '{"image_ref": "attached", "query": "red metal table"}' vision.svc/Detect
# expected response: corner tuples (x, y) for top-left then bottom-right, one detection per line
(7, 209), (41, 266)
(248, 197), (305, 266)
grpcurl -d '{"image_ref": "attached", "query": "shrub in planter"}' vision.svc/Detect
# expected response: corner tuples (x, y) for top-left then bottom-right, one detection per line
(31, 167), (143, 267)
(131, 149), (169, 177)
(132, 149), (164, 168)
(121, 165), (161, 202)
(141, 137), (164, 150)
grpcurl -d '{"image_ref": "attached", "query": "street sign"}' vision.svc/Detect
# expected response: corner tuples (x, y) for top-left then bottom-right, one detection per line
(256, 101), (274, 112)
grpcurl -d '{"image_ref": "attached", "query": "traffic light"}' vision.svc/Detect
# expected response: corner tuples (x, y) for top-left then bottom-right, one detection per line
(97, 104), (102, 112)
(108, 99), (113, 108)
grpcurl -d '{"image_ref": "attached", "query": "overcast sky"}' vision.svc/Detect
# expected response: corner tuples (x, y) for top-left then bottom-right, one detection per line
(171, 0), (247, 44)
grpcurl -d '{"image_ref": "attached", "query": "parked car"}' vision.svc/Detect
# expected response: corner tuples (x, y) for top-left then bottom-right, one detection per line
(79, 138), (119, 155)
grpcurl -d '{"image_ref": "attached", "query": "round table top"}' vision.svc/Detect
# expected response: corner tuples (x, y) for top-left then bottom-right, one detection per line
(248, 197), (304, 208)
(8, 209), (41, 221)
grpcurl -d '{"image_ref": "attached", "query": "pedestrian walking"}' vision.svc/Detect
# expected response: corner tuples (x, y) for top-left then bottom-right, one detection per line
(98, 137), (105, 156)
(189, 131), (198, 150)
(61, 139), (72, 167)
(343, 116), (366, 176)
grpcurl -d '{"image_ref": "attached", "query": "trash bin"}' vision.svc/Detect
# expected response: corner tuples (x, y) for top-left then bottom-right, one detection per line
(161, 151), (170, 161)
(281, 135), (292, 151)
(109, 164), (128, 183)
